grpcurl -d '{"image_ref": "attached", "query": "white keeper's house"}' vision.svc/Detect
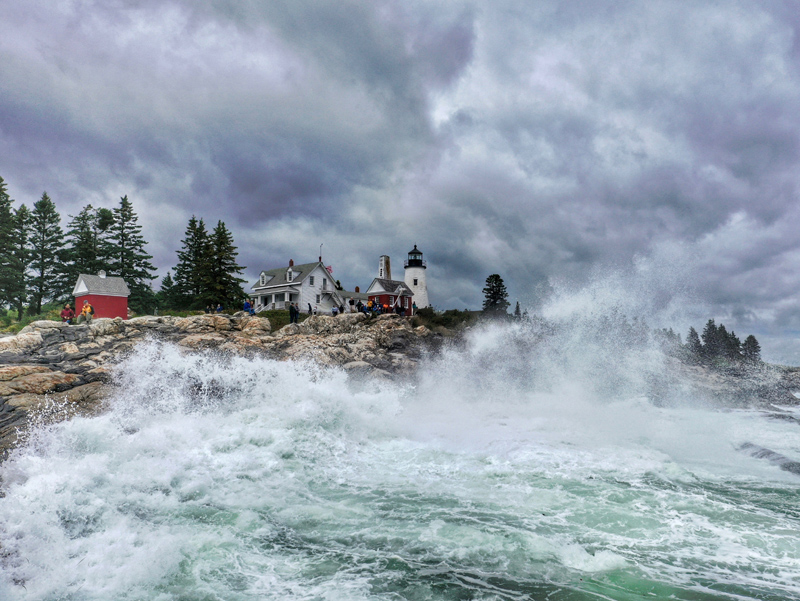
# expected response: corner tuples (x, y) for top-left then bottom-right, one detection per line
(251, 259), (345, 313)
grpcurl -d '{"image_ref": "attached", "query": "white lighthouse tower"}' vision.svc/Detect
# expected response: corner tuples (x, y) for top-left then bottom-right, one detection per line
(403, 244), (429, 308)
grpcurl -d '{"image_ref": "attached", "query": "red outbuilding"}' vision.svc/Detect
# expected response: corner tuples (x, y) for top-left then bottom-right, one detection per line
(72, 271), (131, 319)
(365, 278), (415, 315)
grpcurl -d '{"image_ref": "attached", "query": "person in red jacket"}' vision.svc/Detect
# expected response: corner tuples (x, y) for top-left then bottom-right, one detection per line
(60, 304), (74, 324)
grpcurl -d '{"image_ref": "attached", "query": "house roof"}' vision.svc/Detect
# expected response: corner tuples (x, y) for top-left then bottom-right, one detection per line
(251, 261), (325, 290)
(73, 273), (131, 297)
(368, 278), (414, 296)
(343, 290), (369, 301)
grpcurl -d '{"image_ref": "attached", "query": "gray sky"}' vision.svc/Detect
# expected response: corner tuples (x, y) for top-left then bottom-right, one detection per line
(3, 0), (800, 362)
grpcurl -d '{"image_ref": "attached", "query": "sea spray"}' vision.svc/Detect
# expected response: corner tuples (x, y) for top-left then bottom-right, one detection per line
(0, 321), (799, 600)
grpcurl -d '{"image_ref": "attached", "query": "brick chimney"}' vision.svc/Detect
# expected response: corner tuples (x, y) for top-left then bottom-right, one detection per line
(355, 286), (360, 293)
(289, 259), (294, 267)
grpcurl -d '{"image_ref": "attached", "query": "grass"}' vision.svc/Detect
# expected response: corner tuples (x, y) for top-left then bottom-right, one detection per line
(0, 303), (63, 334)
(411, 307), (481, 332)
(255, 309), (310, 330)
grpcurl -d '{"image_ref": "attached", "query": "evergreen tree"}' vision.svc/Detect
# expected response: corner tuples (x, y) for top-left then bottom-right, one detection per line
(58, 204), (115, 298)
(514, 301), (521, 319)
(482, 274), (510, 316)
(173, 216), (210, 308)
(156, 270), (179, 311)
(107, 196), (157, 313)
(686, 326), (703, 358)
(701, 319), (721, 359)
(28, 192), (65, 314)
(725, 329), (742, 360)
(9, 205), (31, 319)
(202, 220), (247, 310)
(0, 176), (15, 306)
(742, 335), (761, 363)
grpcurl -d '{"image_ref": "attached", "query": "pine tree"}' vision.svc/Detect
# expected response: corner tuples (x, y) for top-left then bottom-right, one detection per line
(173, 216), (210, 309)
(9, 205), (31, 319)
(202, 220), (247, 310)
(742, 335), (761, 363)
(725, 330), (742, 360)
(482, 274), (510, 316)
(686, 326), (703, 358)
(28, 192), (65, 314)
(156, 271), (179, 311)
(0, 176), (15, 306)
(701, 319), (721, 359)
(514, 301), (521, 319)
(58, 205), (115, 298)
(107, 196), (157, 313)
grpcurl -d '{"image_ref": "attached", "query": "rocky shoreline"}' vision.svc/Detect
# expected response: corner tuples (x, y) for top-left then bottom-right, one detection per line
(0, 312), (440, 458)
(2, 312), (800, 460)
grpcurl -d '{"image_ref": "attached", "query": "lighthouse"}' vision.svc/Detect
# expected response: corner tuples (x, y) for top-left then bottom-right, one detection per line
(403, 244), (429, 308)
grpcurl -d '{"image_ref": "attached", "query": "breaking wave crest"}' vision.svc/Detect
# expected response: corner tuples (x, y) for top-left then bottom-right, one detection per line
(1, 315), (799, 600)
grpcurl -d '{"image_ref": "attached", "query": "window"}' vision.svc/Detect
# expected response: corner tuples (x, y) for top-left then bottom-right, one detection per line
(260, 273), (266, 286)
(275, 293), (285, 302)
(322, 279), (327, 290)
(286, 269), (293, 282)
(404, 297), (408, 308)
(413, 278), (418, 286)
(309, 276), (315, 286)
(316, 294), (320, 303)
(389, 296), (394, 304)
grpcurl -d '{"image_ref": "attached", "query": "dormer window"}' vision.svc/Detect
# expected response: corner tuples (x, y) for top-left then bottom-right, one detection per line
(259, 273), (266, 286)
(287, 269), (293, 282)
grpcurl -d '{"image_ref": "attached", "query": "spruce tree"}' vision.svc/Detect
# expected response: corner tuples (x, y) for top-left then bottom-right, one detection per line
(173, 216), (210, 309)
(742, 335), (761, 363)
(28, 192), (65, 314)
(58, 205), (115, 298)
(482, 274), (510, 316)
(107, 196), (157, 314)
(202, 220), (247, 310)
(9, 205), (31, 319)
(701, 319), (720, 359)
(156, 271), (179, 311)
(0, 176), (15, 306)
(686, 326), (703, 358)
(725, 330), (742, 360)
(514, 301), (521, 319)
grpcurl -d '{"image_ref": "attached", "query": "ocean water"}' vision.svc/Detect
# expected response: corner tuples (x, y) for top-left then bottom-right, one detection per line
(1, 320), (799, 601)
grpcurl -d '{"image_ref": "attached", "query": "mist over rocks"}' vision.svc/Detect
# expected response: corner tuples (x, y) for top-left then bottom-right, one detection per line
(0, 312), (440, 458)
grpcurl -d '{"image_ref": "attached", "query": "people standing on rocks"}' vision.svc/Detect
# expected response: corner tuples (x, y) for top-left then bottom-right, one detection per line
(243, 299), (255, 315)
(294, 303), (301, 323)
(76, 300), (94, 324)
(216, 304), (223, 313)
(205, 305), (212, 314)
(307, 303), (312, 315)
(289, 303), (297, 324)
(60, 304), (74, 324)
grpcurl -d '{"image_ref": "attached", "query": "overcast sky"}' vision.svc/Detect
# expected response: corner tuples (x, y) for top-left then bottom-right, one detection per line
(3, 0), (800, 362)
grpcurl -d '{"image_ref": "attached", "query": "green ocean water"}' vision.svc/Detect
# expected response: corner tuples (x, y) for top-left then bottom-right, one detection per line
(1, 327), (799, 600)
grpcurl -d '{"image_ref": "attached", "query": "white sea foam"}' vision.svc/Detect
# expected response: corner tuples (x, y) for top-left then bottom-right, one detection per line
(0, 315), (799, 600)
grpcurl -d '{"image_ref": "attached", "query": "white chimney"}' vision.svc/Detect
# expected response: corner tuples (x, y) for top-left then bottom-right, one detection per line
(98, 270), (106, 278)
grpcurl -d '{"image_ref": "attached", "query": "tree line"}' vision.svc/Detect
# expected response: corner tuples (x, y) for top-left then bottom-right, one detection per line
(684, 319), (761, 363)
(0, 175), (247, 319)
(0, 176), (158, 316)
(157, 216), (247, 311)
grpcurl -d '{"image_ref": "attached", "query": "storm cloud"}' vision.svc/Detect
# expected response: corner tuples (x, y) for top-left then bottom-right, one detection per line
(3, 0), (800, 361)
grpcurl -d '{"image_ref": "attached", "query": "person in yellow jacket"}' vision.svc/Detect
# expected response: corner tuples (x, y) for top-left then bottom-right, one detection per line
(76, 300), (95, 324)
